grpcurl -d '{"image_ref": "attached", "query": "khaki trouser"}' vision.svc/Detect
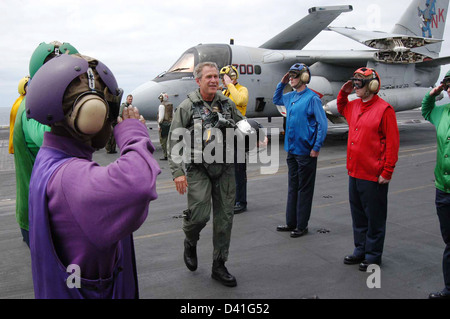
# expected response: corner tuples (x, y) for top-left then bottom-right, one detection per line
(184, 164), (235, 261)
(159, 134), (168, 157)
(159, 121), (171, 158)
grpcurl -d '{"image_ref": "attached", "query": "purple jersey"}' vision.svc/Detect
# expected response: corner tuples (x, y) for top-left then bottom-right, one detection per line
(29, 119), (160, 298)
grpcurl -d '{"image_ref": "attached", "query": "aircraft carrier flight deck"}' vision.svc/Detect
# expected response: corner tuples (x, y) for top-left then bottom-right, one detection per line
(0, 110), (445, 299)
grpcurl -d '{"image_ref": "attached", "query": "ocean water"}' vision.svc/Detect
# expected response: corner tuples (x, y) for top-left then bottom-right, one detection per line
(0, 107), (9, 127)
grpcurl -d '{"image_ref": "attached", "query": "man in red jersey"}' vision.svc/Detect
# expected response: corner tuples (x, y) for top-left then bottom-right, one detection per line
(337, 67), (399, 271)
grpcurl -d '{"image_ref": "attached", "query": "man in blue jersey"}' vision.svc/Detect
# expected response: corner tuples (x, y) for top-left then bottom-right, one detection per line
(273, 63), (328, 238)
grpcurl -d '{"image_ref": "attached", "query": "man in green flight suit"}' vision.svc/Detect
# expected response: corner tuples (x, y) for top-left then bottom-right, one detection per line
(422, 70), (450, 299)
(168, 62), (244, 287)
(13, 41), (78, 246)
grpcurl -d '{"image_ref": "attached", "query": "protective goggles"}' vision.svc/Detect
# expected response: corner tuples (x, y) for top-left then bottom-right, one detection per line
(441, 78), (450, 90)
(350, 77), (368, 89)
(289, 72), (301, 79)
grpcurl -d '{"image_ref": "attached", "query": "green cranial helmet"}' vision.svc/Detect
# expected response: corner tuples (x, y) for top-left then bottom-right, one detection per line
(445, 70), (450, 79)
(29, 41), (79, 78)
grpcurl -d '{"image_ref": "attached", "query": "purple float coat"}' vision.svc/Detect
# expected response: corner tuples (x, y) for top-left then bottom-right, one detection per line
(29, 119), (160, 298)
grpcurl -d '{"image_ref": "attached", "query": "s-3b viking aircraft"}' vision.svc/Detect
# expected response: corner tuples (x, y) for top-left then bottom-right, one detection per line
(131, 0), (450, 124)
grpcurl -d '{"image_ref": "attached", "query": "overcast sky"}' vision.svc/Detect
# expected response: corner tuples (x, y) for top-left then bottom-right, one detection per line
(1, 0), (450, 107)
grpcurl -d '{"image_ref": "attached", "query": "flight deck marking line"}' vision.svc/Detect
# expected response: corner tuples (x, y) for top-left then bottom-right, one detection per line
(134, 229), (182, 240)
(0, 212), (15, 217)
(0, 199), (15, 209)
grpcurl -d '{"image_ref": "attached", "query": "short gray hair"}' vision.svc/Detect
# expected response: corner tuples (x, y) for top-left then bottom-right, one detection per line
(194, 62), (219, 79)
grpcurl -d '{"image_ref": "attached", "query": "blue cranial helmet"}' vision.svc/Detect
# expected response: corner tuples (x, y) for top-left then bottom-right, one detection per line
(289, 63), (310, 84)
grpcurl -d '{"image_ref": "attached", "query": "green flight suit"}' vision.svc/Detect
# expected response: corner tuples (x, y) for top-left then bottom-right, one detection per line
(422, 91), (450, 192)
(168, 89), (244, 261)
(13, 98), (51, 231)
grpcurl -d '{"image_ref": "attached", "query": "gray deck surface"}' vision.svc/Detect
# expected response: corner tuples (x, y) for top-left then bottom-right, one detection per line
(0, 110), (446, 302)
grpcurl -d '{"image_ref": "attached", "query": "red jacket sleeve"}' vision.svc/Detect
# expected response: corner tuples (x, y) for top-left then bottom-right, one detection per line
(337, 90), (351, 120)
(380, 107), (399, 180)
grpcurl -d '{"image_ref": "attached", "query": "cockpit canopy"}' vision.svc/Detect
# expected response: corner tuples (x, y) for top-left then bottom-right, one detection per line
(153, 44), (232, 82)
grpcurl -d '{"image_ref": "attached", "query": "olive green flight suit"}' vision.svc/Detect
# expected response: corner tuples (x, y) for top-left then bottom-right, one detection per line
(168, 89), (244, 261)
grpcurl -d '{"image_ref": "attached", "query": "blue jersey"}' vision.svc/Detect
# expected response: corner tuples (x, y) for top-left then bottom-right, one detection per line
(273, 83), (328, 155)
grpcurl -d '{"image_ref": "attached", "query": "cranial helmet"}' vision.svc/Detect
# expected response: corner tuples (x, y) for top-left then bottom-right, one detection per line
(444, 70), (450, 80)
(18, 76), (30, 96)
(352, 67), (381, 94)
(220, 65), (239, 81)
(440, 70), (450, 90)
(158, 92), (169, 102)
(29, 41), (79, 78)
(289, 63), (311, 84)
(26, 54), (123, 147)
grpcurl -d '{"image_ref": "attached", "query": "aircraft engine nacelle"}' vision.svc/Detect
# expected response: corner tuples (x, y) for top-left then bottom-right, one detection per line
(324, 87), (435, 118)
(309, 76), (334, 102)
(368, 37), (442, 64)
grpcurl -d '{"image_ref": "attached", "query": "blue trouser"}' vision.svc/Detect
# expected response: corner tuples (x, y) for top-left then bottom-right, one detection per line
(285, 153), (317, 230)
(435, 189), (450, 294)
(349, 177), (388, 265)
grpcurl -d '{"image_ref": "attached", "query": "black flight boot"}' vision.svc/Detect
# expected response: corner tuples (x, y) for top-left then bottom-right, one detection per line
(211, 260), (237, 287)
(183, 239), (197, 271)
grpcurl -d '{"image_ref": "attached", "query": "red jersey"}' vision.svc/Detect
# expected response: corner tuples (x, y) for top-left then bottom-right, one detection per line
(337, 91), (399, 182)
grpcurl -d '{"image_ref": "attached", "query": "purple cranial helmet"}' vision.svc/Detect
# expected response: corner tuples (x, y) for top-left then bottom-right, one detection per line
(26, 54), (120, 126)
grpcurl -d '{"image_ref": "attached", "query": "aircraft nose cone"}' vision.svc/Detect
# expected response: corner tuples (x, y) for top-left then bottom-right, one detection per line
(131, 81), (170, 121)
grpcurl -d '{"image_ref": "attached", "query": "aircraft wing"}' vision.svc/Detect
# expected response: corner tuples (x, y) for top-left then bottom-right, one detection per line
(280, 50), (377, 68)
(259, 5), (353, 50)
(327, 27), (442, 50)
(417, 55), (450, 68)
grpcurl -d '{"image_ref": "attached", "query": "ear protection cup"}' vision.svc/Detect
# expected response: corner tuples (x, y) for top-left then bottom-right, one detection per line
(229, 70), (237, 81)
(368, 78), (380, 94)
(69, 94), (108, 135)
(366, 69), (380, 93)
(300, 71), (310, 84)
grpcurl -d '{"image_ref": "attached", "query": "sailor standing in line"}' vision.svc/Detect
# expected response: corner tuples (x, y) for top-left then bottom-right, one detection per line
(338, 67), (399, 271)
(220, 65), (249, 214)
(273, 63), (328, 238)
(13, 41), (78, 246)
(421, 70), (450, 299)
(157, 92), (173, 160)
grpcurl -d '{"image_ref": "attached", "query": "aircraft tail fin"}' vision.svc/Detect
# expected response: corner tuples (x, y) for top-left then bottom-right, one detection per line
(259, 5), (352, 50)
(391, 0), (449, 57)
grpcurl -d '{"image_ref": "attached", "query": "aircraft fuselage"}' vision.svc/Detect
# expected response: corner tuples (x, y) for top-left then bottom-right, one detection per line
(131, 43), (441, 123)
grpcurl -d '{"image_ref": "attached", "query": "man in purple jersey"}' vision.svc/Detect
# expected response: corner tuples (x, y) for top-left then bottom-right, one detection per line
(26, 53), (160, 299)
